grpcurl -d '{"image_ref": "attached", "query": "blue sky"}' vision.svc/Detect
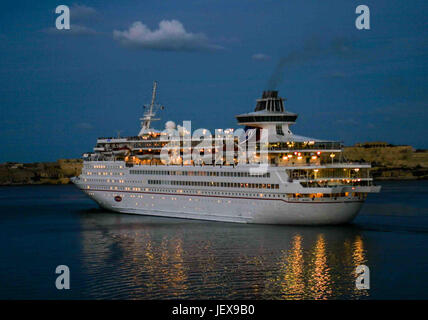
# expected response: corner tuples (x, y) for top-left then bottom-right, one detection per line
(0, 1), (427, 162)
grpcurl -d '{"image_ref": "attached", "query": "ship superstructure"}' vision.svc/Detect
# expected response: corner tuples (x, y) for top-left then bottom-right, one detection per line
(72, 82), (380, 225)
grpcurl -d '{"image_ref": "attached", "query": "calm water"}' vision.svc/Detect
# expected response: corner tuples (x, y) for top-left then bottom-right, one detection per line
(0, 181), (428, 300)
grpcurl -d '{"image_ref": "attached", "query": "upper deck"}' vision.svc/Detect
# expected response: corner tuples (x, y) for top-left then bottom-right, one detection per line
(84, 87), (367, 171)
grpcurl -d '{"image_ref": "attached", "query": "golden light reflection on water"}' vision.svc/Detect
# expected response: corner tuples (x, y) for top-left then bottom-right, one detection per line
(169, 238), (189, 295)
(131, 233), (189, 298)
(262, 231), (369, 299)
(352, 235), (369, 297)
(79, 217), (369, 299)
(278, 234), (305, 299)
(308, 234), (332, 299)
(353, 235), (366, 267)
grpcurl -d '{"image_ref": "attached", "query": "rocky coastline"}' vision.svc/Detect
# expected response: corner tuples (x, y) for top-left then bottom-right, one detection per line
(343, 142), (428, 180)
(0, 159), (82, 186)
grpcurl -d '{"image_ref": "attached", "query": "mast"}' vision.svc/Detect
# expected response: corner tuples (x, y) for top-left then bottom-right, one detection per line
(139, 81), (162, 136)
(147, 81), (157, 129)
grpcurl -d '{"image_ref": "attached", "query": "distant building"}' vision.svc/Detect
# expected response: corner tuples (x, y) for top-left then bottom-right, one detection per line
(9, 163), (23, 169)
(355, 142), (391, 148)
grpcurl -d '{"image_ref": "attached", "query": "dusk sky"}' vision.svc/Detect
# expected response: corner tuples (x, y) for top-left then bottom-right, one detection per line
(0, 1), (427, 162)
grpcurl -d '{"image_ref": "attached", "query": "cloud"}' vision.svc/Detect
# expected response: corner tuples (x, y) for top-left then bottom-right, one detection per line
(70, 4), (98, 21)
(76, 122), (93, 130)
(44, 4), (99, 36)
(43, 25), (97, 35)
(252, 53), (271, 61)
(113, 20), (222, 51)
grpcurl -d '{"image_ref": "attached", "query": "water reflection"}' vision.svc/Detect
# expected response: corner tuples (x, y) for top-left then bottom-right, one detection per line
(277, 234), (305, 299)
(78, 211), (370, 299)
(308, 234), (332, 299)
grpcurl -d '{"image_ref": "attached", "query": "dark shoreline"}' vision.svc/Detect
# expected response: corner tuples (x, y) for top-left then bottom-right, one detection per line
(0, 159), (82, 186)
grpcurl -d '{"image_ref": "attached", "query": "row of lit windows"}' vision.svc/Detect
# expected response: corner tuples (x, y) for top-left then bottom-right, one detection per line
(84, 164), (124, 169)
(300, 180), (372, 188)
(125, 193), (280, 199)
(113, 188), (284, 198)
(147, 180), (279, 189)
(85, 185), (281, 196)
(83, 178), (142, 184)
(130, 169), (270, 178)
(85, 171), (124, 176)
(292, 192), (366, 199)
(83, 178), (106, 183)
(84, 185), (364, 200)
(86, 185), (140, 191)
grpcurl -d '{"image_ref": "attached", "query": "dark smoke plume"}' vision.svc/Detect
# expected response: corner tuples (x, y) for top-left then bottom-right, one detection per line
(266, 36), (354, 89)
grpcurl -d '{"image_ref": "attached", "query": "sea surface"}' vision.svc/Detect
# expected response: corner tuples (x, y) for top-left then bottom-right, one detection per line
(0, 181), (427, 300)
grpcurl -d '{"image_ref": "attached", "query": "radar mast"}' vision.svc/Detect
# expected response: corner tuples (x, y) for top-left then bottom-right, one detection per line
(138, 81), (163, 135)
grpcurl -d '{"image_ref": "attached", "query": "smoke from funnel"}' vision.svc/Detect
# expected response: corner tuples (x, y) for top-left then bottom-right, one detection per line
(267, 51), (306, 89)
(266, 36), (350, 89)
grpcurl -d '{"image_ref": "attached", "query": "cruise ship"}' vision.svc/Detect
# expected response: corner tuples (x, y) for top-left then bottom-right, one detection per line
(72, 82), (380, 225)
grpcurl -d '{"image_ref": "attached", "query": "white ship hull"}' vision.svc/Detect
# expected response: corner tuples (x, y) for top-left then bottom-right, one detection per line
(89, 189), (363, 225)
(71, 161), (370, 225)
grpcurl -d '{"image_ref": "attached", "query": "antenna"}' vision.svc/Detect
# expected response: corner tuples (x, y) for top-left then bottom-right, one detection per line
(150, 81), (157, 112)
(138, 81), (164, 136)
